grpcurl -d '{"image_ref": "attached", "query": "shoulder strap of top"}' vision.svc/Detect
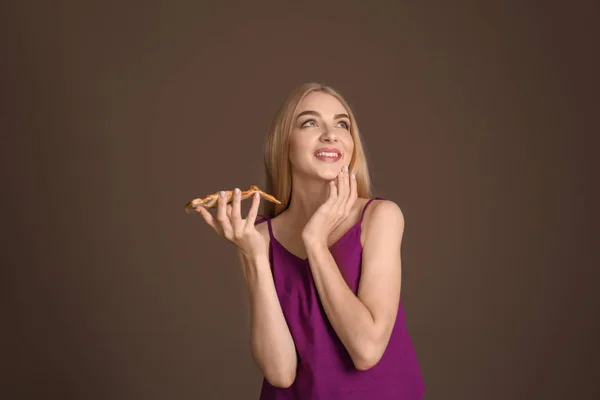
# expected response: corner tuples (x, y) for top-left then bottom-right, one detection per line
(359, 197), (386, 224)
(255, 214), (274, 238)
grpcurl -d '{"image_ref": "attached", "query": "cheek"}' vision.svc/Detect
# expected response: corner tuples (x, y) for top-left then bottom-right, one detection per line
(289, 134), (313, 154)
(288, 137), (311, 166)
(344, 137), (355, 158)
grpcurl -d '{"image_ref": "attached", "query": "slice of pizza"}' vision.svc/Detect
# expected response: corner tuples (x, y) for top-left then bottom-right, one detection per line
(185, 185), (281, 213)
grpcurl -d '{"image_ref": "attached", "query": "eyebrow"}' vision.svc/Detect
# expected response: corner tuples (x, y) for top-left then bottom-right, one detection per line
(296, 110), (350, 120)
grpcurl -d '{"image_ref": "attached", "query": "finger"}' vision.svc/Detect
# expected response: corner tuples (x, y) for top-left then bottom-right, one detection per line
(342, 165), (350, 199)
(216, 191), (234, 238)
(231, 188), (242, 225)
(336, 167), (348, 206)
(196, 206), (222, 234)
(328, 180), (338, 202)
(246, 192), (261, 226)
(348, 170), (358, 211)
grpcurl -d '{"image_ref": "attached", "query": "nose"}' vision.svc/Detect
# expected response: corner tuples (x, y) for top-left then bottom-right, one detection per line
(320, 127), (339, 143)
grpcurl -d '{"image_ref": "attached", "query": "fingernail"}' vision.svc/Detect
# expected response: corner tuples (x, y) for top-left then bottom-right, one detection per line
(352, 172), (356, 179)
(343, 165), (349, 172)
(220, 191), (225, 198)
(235, 188), (240, 195)
(254, 192), (259, 199)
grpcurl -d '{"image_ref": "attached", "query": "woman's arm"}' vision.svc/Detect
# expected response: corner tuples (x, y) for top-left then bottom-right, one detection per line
(237, 249), (298, 388)
(195, 190), (297, 388)
(304, 200), (404, 370)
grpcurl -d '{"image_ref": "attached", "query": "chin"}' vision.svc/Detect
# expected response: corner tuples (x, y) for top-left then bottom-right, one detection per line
(305, 159), (344, 181)
(315, 169), (339, 181)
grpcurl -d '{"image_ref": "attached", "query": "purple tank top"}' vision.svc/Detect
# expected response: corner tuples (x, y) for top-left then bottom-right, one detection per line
(255, 198), (425, 399)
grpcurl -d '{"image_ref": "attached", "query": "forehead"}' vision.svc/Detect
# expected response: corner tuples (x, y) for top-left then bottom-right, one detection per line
(296, 91), (347, 115)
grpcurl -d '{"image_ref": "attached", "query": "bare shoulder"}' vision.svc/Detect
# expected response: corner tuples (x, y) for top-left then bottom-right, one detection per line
(361, 199), (405, 242)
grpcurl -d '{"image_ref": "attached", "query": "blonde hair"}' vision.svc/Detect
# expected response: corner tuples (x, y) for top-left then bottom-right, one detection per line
(263, 82), (373, 217)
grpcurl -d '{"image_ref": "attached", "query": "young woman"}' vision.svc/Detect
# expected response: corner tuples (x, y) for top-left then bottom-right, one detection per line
(196, 83), (425, 399)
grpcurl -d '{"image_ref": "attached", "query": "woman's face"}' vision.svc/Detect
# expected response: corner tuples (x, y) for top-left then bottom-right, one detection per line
(288, 91), (354, 182)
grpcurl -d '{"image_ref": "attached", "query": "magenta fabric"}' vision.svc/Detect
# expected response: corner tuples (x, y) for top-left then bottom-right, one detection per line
(254, 198), (425, 399)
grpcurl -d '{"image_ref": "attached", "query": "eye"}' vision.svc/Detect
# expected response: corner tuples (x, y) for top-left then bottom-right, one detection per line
(301, 119), (317, 128)
(337, 120), (350, 129)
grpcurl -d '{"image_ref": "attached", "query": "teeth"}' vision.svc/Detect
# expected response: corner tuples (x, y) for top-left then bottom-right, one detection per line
(316, 152), (340, 157)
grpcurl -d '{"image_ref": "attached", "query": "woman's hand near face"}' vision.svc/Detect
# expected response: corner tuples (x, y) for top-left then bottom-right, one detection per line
(196, 189), (267, 260)
(301, 165), (358, 246)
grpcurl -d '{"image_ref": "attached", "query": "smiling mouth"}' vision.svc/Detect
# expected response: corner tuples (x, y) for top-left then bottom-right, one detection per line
(315, 151), (342, 162)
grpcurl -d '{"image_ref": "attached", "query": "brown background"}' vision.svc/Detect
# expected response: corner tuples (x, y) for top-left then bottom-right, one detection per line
(2, 0), (598, 399)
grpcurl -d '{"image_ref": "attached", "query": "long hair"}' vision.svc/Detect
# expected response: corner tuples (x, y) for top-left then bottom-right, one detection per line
(263, 83), (373, 217)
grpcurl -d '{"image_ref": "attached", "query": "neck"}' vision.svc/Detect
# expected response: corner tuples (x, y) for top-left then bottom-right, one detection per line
(283, 174), (331, 229)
